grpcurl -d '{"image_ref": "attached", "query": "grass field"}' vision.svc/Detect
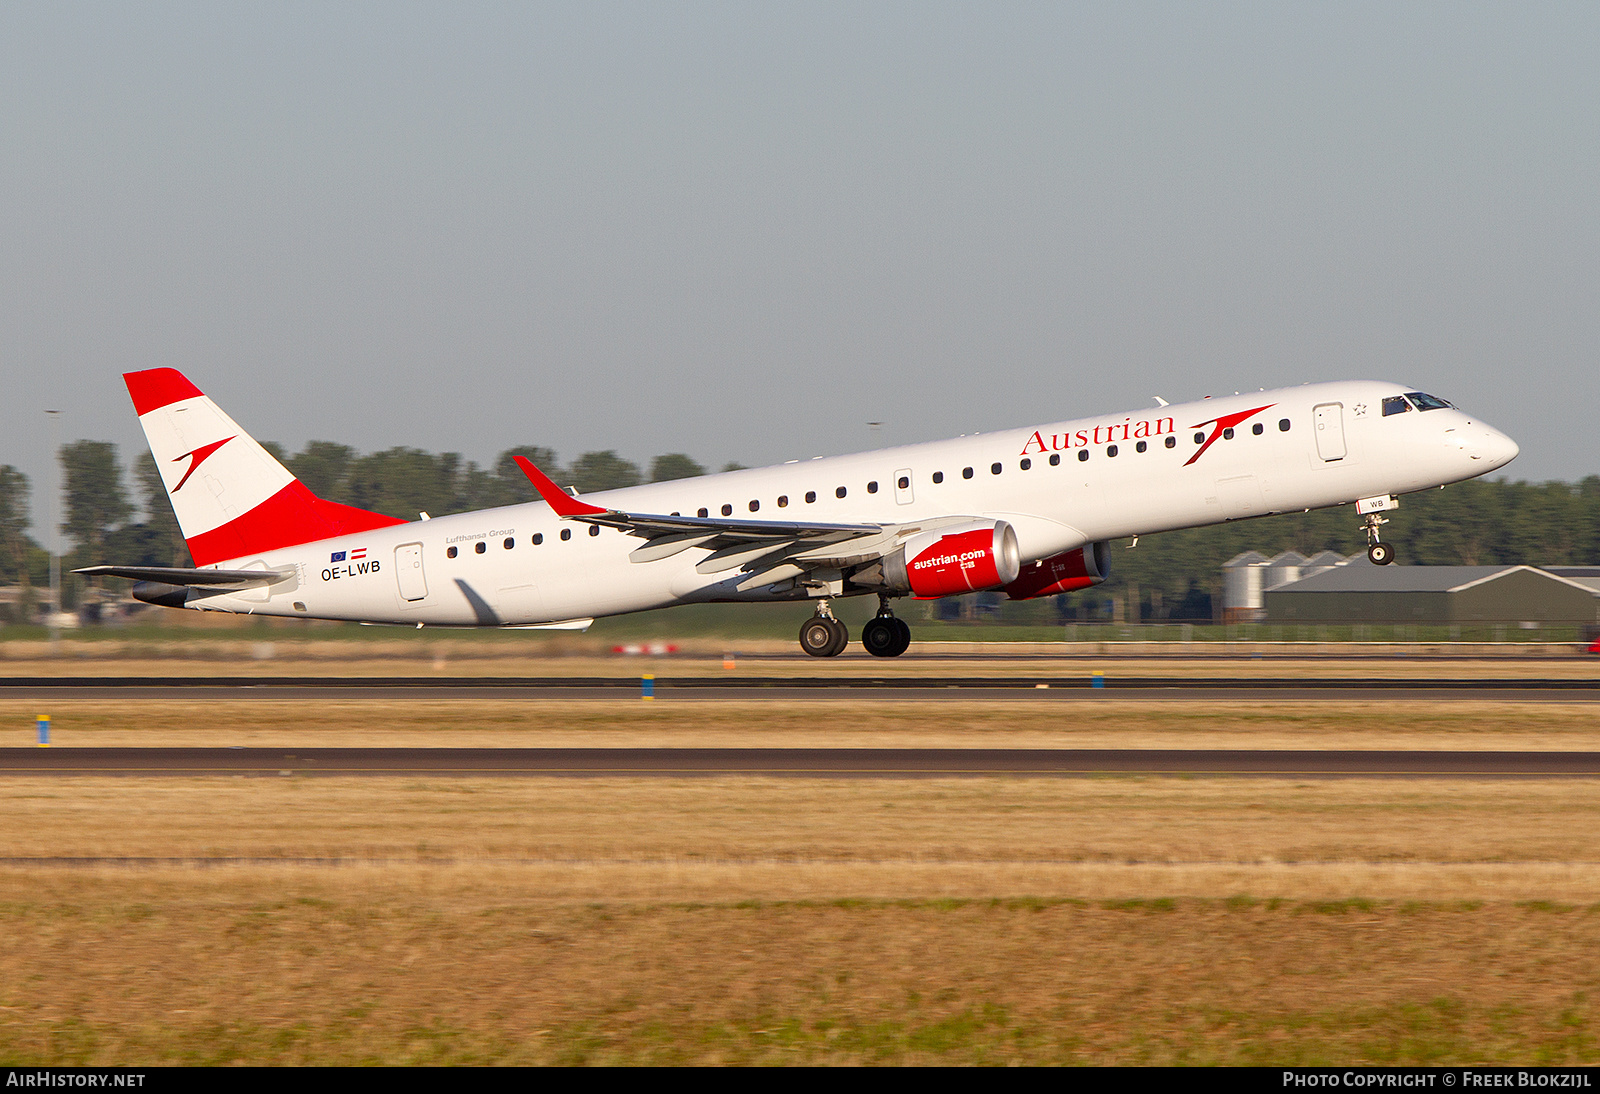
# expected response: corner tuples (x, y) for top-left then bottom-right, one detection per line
(4, 695), (1600, 750)
(4, 686), (1600, 1064)
(3, 774), (1600, 1064)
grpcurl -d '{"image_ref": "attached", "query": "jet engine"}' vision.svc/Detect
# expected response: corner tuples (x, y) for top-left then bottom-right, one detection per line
(868, 520), (1022, 598)
(1001, 541), (1111, 600)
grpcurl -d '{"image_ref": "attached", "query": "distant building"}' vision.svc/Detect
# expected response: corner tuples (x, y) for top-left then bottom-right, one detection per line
(1222, 550), (1345, 623)
(1265, 559), (1600, 625)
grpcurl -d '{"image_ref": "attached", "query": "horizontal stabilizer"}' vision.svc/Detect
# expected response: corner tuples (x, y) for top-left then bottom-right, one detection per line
(72, 565), (294, 589)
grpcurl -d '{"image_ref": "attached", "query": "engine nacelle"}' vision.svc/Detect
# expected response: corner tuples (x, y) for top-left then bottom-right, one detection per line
(878, 520), (1022, 599)
(1001, 541), (1111, 600)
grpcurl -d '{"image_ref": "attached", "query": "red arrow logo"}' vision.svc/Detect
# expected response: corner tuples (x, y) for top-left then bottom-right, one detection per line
(1183, 404), (1275, 467)
(171, 436), (235, 492)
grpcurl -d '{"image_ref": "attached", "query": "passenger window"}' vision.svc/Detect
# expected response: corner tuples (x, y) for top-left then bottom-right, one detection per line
(1049, 454), (1060, 465)
(1383, 396), (1412, 417)
(1136, 441), (1147, 453)
(1222, 427), (1234, 440)
(748, 500), (759, 512)
(1078, 450), (1089, 462)
(560, 528), (571, 541)
(897, 476), (909, 489)
(721, 504), (732, 516)
(777, 496), (788, 508)
(1107, 445), (1118, 457)
(532, 533), (543, 545)
(1279, 419), (1291, 432)
(475, 541), (486, 554)
(589, 525), (600, 536)
(962, 467), (973, 479)
(805, 491), (816, 503)
(1165, 436), (1176, 448)
(932, 471), (944, 483)
(447, 546), (458, 558)
(991, 463), (1002, 475)
(867, 481), (878, 493)
(1193, 432), (1206, 444)
(836, 487), (847, 498)
(1252, 423), (1263, 435)
(1019, 459), (1030, 471)
(503, 538), (514, 549)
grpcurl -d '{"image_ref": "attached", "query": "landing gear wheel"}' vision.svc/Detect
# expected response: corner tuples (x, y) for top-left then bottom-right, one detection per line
(890, 618), (912, 656)
(862, 616), (901, 657)
(800, 617), (840, 657)
(800, 615), (849, 657)
(1368, 542), (1395, 566)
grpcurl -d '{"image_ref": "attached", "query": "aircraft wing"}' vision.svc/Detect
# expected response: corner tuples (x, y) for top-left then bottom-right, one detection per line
(513, 457), (969, 591)
(72, 564), (295, 589)
(513, 456), (883, 554)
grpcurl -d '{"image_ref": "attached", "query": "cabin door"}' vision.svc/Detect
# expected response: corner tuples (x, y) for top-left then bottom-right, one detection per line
(1313, 403), (1346, 461)
(395, 543), (428, 601)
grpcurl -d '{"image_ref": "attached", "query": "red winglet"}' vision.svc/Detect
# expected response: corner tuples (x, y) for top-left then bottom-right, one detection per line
(125, 368), (205, 416)
(512, 456), (608, 517)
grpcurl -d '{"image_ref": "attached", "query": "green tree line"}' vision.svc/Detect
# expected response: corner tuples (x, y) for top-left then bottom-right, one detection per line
(0, 440), (1596, 621)
(0, 442), (729, 592)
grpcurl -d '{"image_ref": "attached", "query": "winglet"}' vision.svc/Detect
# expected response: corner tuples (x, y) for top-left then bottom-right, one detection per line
(512, 456), (608, 517)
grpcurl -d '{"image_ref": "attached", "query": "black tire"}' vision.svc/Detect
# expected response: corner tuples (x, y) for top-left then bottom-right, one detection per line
(862, 617), (900, 657)
(800, 618), (837, 657)
(823, 617), (849, 656)
(1368, 542), (1395, 566)
(889, 618), (912, 656)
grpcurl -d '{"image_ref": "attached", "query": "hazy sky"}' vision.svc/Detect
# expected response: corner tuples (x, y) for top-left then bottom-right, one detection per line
(4, 3), (1596, 545)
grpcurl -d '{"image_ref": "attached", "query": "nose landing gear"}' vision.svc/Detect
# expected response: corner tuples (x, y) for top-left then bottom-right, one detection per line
(861, 596), (912, 658)
(1362, 512), (1395, 565)
(1358, 495), (1399, 565)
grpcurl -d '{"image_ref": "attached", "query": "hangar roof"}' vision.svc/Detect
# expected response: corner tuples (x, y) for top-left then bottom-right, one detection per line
(1275, 562), (1600, 596)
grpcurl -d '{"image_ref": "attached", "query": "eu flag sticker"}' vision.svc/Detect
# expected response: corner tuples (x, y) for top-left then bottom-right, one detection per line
(330, 551), (347, 562)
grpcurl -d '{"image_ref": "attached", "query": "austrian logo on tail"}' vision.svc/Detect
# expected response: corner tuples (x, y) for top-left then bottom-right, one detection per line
(171, 436), (236, 491)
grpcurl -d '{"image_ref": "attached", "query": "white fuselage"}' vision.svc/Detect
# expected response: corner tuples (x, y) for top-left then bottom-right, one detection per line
(191, 381), (1519, 626)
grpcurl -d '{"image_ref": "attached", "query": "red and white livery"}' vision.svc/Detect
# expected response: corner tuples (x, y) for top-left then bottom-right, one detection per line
(80, 369), (1519, 656)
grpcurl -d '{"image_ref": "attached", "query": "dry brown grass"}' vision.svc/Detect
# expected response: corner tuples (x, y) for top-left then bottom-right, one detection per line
(4, 776), (1600, 884)
(5, 693), (1600, 1064)
(4, 695), (1600, 751)
(2, 869), (1599, 1065)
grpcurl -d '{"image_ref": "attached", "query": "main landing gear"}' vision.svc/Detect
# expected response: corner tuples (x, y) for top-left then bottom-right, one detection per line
(799, 602), (850, 658)
(798, 597), (912, 658)
(861, 597), (911, 658)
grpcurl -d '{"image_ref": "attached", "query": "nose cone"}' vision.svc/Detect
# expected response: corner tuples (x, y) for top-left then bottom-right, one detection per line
(1480, 427), (1520, 470)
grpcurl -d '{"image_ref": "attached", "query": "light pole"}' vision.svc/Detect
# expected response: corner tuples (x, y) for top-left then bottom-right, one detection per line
(45, 409), (60, 653)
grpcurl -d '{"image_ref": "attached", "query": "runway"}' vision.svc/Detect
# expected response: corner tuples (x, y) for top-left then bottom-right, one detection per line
(5, 747), (1600, 777)
(1, 675), (1598, 702)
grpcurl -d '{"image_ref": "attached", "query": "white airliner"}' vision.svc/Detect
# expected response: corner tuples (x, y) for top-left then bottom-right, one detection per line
(78, 368), (1518, 657)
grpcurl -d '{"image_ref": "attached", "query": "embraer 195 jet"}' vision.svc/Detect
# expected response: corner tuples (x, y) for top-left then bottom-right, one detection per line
(78, 368), (1519, 657)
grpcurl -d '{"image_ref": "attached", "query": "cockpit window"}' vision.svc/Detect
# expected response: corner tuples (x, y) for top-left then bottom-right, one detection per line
(1406, 392), (1452, 411)
(1382, 395), (1412, 416)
